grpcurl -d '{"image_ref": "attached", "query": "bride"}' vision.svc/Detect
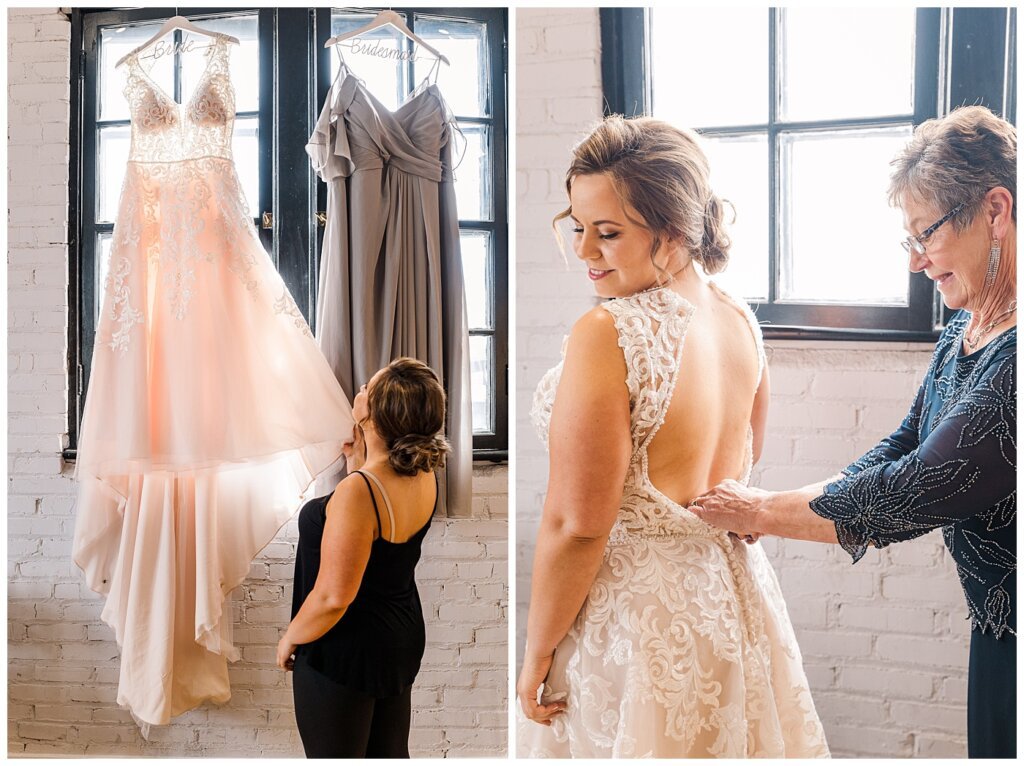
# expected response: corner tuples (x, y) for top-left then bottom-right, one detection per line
(516, 116), (829, 758)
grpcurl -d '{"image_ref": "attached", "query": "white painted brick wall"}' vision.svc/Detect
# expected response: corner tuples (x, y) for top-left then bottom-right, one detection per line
(7, 9), (507, 756)
(515, 8), (969, 759)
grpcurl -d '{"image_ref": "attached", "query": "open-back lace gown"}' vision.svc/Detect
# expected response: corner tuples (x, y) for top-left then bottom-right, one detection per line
(518, 285), (830, 758)
(72, 34), (355, 727)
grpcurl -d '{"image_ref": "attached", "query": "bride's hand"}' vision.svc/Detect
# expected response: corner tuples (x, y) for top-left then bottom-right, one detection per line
(517, 651), (566, 726)
(690, 479), (770, 538)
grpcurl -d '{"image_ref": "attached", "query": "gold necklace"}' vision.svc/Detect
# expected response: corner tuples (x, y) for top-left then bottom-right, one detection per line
(964, 299), (1017, 351)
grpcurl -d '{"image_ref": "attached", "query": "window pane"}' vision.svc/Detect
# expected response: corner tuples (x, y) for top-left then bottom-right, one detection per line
(469, 334), (494, 434)
(99, 23), (166, 122)
(414, 16), (488, 117)
(780, 8), (916, 121)
(702, 133), (769, 301)
(330, 12), (409, 111)
(460, 230), (492, 330)
(779, 126), (914, 304)
(98, 125), (131, 223)
(181, 15), (260, 113)
(651, 8), (768, 127)
(454, 125), (492, 221)
(231, 117), (260, 217)
(95, 231), (113, 322)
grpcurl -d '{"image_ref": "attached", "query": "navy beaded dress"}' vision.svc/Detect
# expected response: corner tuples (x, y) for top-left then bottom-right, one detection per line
(810, 311), (1015, 758)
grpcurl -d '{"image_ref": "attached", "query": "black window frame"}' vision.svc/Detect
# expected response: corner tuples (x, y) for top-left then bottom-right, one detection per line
(66, 7), (508, 461)
(600, 7), (1017, 342)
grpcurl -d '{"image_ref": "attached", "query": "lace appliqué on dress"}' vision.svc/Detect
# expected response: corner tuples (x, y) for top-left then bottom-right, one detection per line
(522, 286), (828, 757)
(111, 35), (261, 325)
(105, 257), (143, 354)
(273, 287), (313, 338)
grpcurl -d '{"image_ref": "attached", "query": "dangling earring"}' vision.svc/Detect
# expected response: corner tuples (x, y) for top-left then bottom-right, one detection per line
(984, 238), (1001, 290)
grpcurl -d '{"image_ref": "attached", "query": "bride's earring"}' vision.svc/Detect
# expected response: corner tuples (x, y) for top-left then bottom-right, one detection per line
(984, 238), (1001, 290)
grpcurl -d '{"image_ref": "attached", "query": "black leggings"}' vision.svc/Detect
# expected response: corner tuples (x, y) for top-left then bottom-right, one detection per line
(292, 652), (412, 758)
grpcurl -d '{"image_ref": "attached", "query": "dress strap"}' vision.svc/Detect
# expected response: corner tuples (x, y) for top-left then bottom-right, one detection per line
(358, 469), (397, 542)
(351, 470), (383, 539)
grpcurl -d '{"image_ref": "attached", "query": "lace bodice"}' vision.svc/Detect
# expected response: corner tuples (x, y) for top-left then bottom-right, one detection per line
(122, 34), (236, 163)
(531, 283), (766, 540)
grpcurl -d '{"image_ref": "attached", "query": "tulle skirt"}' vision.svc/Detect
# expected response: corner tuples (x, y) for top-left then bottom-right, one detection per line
(73, 158), (354, 726)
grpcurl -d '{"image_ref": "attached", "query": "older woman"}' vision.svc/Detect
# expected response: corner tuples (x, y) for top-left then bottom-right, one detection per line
(691, 105), (1016, 759)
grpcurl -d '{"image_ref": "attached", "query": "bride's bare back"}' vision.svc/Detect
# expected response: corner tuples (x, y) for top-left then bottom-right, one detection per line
(646, 281), (765, 507)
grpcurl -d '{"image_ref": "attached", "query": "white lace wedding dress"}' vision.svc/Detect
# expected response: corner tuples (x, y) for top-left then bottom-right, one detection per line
(72, 34), (354, 726)
(518, 285), (829, 758)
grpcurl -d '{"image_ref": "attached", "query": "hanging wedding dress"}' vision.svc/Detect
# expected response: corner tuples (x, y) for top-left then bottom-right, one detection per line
(518, 285), (830, 758)
(72, 33), (355, 727)
(306, 55), (472, 516)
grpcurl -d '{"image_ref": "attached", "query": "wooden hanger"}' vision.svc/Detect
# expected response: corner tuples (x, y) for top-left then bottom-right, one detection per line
(324, 9), (450, 66)
(116, 15), (239, 68)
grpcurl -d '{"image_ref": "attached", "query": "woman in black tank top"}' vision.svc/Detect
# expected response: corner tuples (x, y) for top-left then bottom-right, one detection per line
(277, 358), (450, 758)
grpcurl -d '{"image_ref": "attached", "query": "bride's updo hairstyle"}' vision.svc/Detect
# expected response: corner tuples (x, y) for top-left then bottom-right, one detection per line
(366, 357), (450, 476)
(554, 115), (732, 275)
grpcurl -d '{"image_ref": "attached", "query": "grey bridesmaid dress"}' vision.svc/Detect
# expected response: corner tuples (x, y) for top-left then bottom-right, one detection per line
(306, 58), (472, 516)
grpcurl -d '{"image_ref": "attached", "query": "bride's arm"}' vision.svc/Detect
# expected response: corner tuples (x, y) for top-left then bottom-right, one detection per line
(519, 308), (631, 718)
(750, 367), (771, 465)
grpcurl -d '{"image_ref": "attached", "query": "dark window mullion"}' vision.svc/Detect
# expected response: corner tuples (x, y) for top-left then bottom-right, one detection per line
(910, 8), (944, 332)
(273, 9), (318, 319)
(256, 8), (275, 266)
(451, 115), (492, 126)
(78, 13), (102, 444)
(768, 7), (779, 305)
(173, 29), (182, 104)
(405, 11), (416, 98)
(489, 7), (508, 456)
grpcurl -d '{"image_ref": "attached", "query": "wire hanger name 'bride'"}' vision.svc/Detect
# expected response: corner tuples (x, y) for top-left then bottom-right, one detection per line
(141, 37), (207, 61)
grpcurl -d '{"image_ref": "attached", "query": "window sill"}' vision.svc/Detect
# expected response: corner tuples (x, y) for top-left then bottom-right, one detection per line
(62, 448), (511, 465)
(762, 325), (941, 344)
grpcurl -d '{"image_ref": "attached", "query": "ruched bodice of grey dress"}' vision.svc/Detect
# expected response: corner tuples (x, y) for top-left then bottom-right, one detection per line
(307, 61), (472, 516)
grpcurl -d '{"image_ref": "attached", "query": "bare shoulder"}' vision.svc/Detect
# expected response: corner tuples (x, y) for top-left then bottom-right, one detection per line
(552, 305), (629, 409)
(565, 305), (622, 368)
(324, 472), (376, 527)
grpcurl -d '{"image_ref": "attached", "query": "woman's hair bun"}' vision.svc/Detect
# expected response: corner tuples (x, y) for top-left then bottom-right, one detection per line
(387, 432), (450, 476)
(698, 193), (734, 275)
(366, 357), (450, 477)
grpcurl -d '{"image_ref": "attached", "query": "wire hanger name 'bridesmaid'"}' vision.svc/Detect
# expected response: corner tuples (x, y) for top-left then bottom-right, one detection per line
(342, 37), (422, 63)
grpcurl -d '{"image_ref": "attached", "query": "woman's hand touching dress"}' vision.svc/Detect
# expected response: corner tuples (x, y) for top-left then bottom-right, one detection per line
(690, 479), (772, 538)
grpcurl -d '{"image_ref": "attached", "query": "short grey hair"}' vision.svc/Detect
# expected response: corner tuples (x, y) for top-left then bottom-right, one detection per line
(888, 105), (1016, 231)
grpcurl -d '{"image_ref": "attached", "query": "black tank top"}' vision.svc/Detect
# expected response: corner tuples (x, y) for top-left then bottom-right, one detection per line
(291, 469), (435, 697)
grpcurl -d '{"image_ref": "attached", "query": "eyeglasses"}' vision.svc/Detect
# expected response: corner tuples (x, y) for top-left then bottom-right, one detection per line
(901, 202), (966, 255)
